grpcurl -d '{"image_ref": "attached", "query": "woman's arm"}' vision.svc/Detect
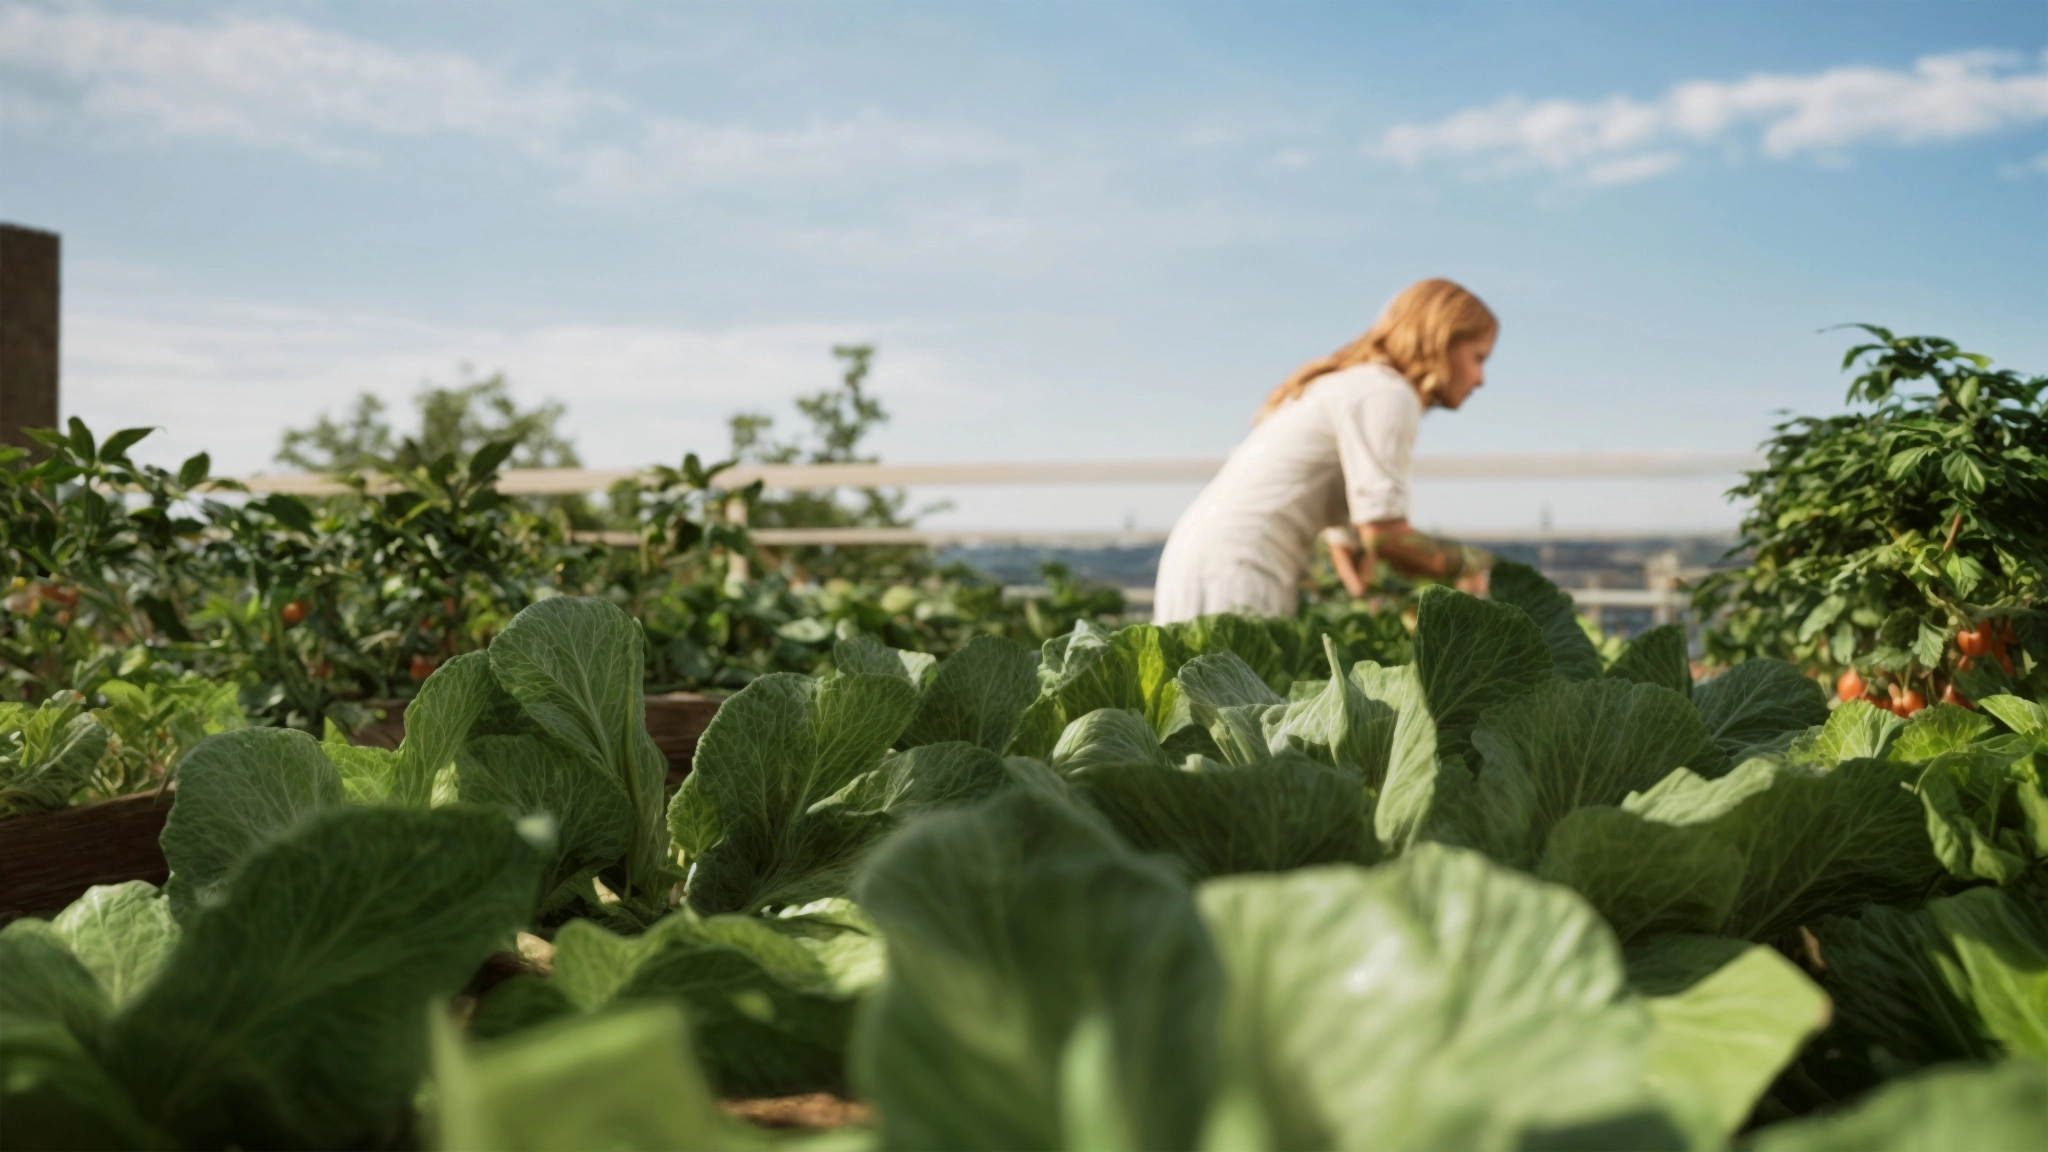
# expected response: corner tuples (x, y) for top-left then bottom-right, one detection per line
(1359, 518), (1494, 594)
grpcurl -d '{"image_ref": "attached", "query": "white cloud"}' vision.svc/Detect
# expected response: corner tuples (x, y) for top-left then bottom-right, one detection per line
(0, 4), (1006, 186)
(0, 5), (600, 158)
(1379, 49), (2048, 182)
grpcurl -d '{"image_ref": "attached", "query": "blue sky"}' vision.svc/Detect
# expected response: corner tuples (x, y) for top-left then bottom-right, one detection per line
(3, 1), (2044, 534)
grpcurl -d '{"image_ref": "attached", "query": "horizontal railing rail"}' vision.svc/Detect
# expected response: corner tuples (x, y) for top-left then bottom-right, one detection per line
(232, 451), (1763, 497)
(568, 526), (1735, 548)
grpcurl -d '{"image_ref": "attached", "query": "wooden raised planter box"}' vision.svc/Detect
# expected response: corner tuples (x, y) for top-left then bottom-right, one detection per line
(0, 693), (723, 924)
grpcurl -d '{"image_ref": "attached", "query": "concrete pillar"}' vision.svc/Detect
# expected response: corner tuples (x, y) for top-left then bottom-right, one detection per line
(0, 225), (60, 453)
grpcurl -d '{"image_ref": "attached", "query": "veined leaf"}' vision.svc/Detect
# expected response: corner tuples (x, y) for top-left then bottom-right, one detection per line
(1413, 586), (1552, 763)
(1927, 880), (2048, 1057)
(683, 672), (920, 915)
(832, 633), (934, 686)
(1691, 659), (1829, 763)
(1606, 624), (1692, 699)
(852, 788), (1220, 1152)
(392, 651), (496, 807)
(457, 735), (636, 903)
(1536, 808), (1743, 941)
(1627, 757), (1941, 941)
(1489, 560), (1604, 681)
(0, 1016), (168, 1152)
(110, 806), (547, 1149)
(1789, 699), (1904, 765)
(0, 919), (110, 1048)
(158, 727), (344, 921)
(544, 906), (875, 1095)
(1071, 751), (1377, 880)
(489, 598), (671, 896)
(51, 882), (179, 1009)
(899, 634), (1039, 753)
(1197, 847), (1671, 1152)
(1471, 677), (1726, 854)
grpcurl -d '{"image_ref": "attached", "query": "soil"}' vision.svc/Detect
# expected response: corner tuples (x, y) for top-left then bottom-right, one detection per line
(719, 1093), (875, 1131)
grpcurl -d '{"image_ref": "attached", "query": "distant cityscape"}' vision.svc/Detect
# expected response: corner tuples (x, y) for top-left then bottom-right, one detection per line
(942, 534), (1744, 639)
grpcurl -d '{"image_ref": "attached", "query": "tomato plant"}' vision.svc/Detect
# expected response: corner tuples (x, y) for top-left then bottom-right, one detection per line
(1696, 327), (2047, 704)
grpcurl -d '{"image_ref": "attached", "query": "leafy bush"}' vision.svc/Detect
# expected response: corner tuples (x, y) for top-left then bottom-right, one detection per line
(1697, 327), (2047, 707)
(7, 574), (2043, 1148)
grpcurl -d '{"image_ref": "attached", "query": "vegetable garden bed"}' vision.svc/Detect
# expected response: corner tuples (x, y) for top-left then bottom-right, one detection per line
(4, 566), (2043, 1150)
(0, 789), (173, 923)
(0, 694), (723, 924)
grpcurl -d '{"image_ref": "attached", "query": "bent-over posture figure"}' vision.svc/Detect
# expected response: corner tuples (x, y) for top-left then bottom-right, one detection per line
(1153, 278), (1498, 623)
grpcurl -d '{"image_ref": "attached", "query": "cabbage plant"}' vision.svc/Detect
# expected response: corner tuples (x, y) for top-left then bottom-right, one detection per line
(4, 580), (2045, 1150)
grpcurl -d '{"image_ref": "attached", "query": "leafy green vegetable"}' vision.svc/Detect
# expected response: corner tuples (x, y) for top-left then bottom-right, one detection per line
(109, 806), (547, 1148)
(1537, 808), (1743, 941)
(1197, 846), (1674, 1151)
(158, 727), (344, 920)
(1072, 750), (1378, 880)
(0, 918), (109, 1046)
(1626, 937), (1830, 1146)
(1926, 880), (2047, 1057)
(897, 633), (1040, 752)
(1489, 559), (1604, 681)
(0, 696), (112, 816)
(457, 735), (635, 904)
(1690, 659), (1829, 763)
(853, 788), (1220, 1152)
(681, 669), (941, 914)
(1412, 586), (1552, 763)
(530, 904), (880, 1095)
(392, 650), (498, 805)
(1606, 624), (1692, 699)
(1750, 1059), (2048, 1152)
(50, 882), (179, 1009)
(489, 597), (673, 897)
(0, 1016), (168, 1152)
(1471, 677), (1726, 855)
(1626, 756), (1941, 940)
(431, 1003), (747, 1152)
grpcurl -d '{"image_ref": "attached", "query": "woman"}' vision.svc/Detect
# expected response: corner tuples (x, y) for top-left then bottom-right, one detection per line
(1153, 278), (1498, 624)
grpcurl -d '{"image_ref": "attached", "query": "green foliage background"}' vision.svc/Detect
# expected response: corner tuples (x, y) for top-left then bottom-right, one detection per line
(1697, 327), (2047, 702)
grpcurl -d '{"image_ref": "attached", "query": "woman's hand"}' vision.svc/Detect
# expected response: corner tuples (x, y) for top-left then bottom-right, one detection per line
(1360, 520), (1494, 593)
(1328, 539), (1371, 598)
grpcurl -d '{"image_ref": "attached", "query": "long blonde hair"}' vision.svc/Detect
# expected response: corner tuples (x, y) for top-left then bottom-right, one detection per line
(1255, 278), (1497, 421)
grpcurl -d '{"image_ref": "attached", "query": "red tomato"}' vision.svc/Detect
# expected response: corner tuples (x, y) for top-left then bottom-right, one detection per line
(410, 654), (438, 681)
(1940, 683), (1974, 710)
(1957, 625), (1992, 658)
(1836, 667), (1865, 702)
(281, 599), (309, 626)
(1895, 689), (1926, 717)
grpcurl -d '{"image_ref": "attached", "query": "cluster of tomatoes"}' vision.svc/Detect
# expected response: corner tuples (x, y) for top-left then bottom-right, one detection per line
(275, 594), (460, 683)
(1834, 620), (2019, 716)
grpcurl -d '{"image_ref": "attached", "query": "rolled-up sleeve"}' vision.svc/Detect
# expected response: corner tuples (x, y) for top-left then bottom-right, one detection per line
(1335, 379), (1421, 523)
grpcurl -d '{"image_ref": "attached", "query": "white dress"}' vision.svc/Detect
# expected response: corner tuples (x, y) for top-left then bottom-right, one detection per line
(1153, 362), (1422, 623)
